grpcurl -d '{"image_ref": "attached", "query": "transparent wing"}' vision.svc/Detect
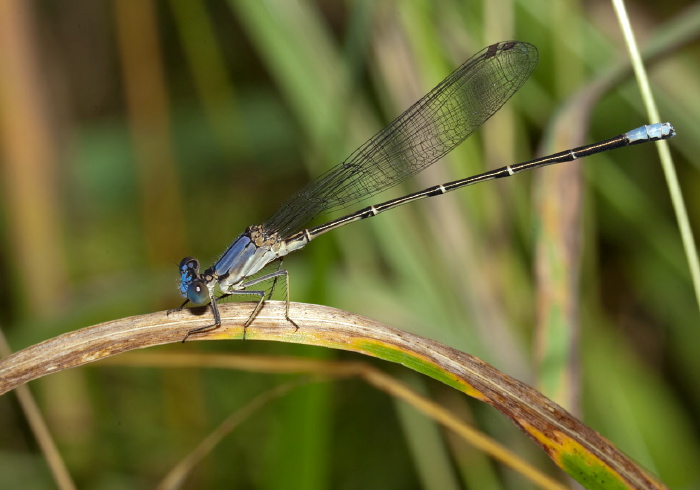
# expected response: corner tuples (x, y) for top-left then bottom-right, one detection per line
(264, 41), (538, 237)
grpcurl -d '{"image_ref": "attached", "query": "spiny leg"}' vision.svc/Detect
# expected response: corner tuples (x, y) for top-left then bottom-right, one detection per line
(209, 269), (290, 340)
(239, 268), (297, 333)
(280, 269), (298, 332)
(181, 290), (221, 343)
(267, 258), (284, 300)
(241, 289), (268, 340)
(167, 298), (190, 317)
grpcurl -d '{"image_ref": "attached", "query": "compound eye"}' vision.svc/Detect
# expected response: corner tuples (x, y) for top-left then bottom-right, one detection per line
(187, 280), (208, 304)
(179, 257), (200, 272)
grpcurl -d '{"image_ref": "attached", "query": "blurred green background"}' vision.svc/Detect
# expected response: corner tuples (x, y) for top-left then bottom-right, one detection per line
(0, 0), (698, 488)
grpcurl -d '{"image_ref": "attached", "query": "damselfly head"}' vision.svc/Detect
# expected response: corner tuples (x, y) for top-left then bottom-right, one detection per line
(178, 257), (208, 304)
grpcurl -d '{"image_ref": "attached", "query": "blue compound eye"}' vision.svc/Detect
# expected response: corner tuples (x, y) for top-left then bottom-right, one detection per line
(179, 256), (200, 273)
(187, 280), (208, 304)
